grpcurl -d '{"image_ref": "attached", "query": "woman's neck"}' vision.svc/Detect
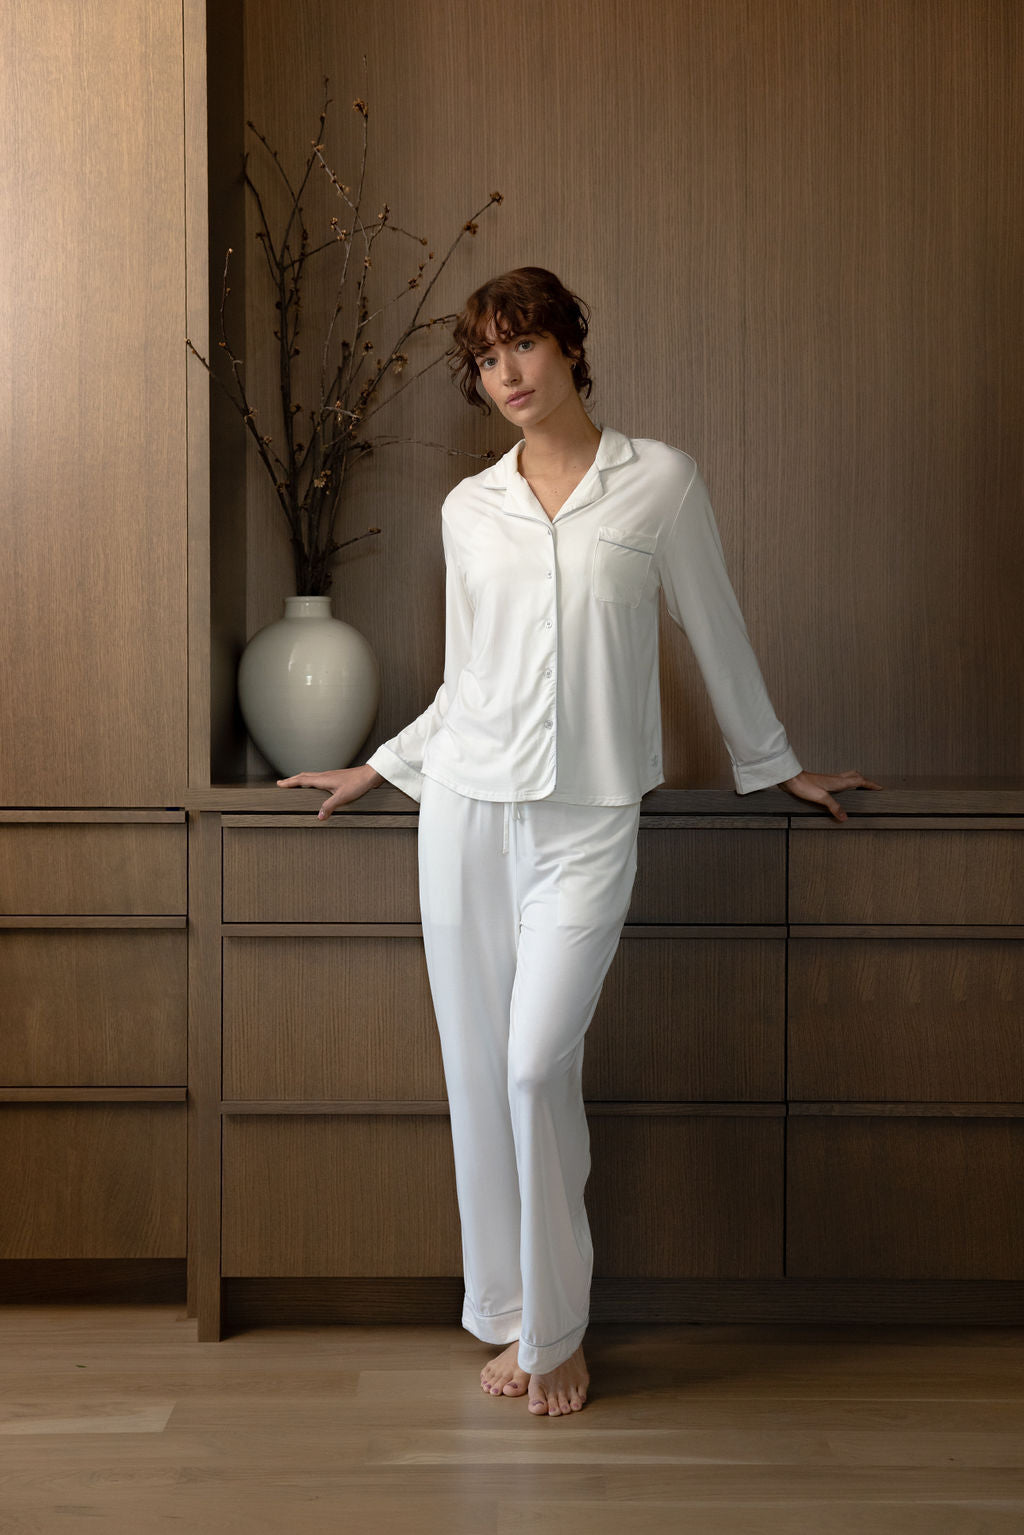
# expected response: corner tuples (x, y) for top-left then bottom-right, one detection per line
(519, 399), (602, 480)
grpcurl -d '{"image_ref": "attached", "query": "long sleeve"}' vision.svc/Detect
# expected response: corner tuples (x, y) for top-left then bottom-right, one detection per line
(365, 509), (474, 801)
(659, 463), (802, 795)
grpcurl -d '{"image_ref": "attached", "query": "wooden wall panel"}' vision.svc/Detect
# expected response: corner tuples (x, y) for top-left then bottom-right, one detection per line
(789, 938), (1024, 1103)
(221, 1115), (462, 1275)
(588, 1115), (783, 1278)
(223, 936), (444, 1100)
(788, 1116), (1024, 1279)
(0, 0), (188, 805)
(0, 824), (187, 915)
(587, 936), (785, 1101)
(629, 826), (786, 923)
(0, 929), (186, 1085)
(236, 0), (1024, 787)
(222, 824), (419, 921)
(0, 1104), (186, 1258)
(789, 825), (1024, 924)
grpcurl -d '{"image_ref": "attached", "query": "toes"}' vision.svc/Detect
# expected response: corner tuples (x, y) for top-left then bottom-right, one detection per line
(502, 1378), (525, 1395)
(528, 1395), (548, 1413)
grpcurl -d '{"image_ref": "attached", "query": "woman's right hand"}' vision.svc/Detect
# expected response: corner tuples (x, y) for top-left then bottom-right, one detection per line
(276, 764), (384, 820)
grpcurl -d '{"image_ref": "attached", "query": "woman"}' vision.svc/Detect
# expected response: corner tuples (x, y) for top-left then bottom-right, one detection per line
(278, 267), (881, 1417)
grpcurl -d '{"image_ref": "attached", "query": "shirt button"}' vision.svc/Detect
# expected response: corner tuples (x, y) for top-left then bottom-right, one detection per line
(543, 720), (553, 729)
(544, 620), (552, 629)
(546, 570), (552, 579)
(545, 668), (553, 678)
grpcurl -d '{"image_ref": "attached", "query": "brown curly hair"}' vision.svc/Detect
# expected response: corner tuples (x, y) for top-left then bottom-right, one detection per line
(446, 266), (594, 414)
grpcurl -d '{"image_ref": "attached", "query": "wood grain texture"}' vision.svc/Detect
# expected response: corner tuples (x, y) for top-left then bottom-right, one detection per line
(222, 824), (420, 921)
(0, 929), (186, 1085)
(787, 1116), (1024, 1279)
(629, 826), (787, 923)
(0, 1103), (186, 1259)
(789, 937), (1024, 1102)
(588, 1115), (783, 1278)
(789, 826), (1024, 923)
(587, 936), (786, 1100)
(186, 812), (223, 1337)
(0, 823), (187, 915)
(234, 0), (1024, 789)
(222, 935), (445, 1100)
(221, 1115), (462, 1275)
(0, 0), (188, 805)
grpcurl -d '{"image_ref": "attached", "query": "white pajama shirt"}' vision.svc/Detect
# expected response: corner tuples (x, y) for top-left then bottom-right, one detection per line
(368, 424), (802, 804)
(367, 425), (802, 1376)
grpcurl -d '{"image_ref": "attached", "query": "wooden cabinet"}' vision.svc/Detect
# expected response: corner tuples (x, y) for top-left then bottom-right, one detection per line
(185, 790), (1024, 1340)
(787, 816), (1024, 1282)
(0, 814), (188, 1268)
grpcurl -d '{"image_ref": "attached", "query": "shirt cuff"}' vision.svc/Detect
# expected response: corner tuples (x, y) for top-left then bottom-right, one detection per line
(366, 744), (425, 802)
(731, 747), (803, 796)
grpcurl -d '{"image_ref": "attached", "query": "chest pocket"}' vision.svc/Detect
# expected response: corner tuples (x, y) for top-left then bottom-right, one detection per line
(592, 526), (659, 607)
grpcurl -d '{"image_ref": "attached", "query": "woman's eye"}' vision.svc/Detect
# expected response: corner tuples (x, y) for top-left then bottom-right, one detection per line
(517, 339), (533, 351)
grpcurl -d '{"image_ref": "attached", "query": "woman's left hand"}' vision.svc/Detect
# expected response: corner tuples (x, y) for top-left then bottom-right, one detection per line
(777, 769), (884, 823)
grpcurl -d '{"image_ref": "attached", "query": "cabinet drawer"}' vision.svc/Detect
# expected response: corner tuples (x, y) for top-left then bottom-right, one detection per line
(223, 936), (443, 1100)
(789, 938), (1024, 1101)
(629, 826), (785, 923)
(0, 1102), (186, 1258)
(0, 823), (186, 915)
(0, 929), (186, 1086)
(790, 822), (1024, 924)
(787, 1115), (1024, 1278)
(588, 1113), (783, 1277)
(586, 936), (785, 1100)
(222, 1115), (461, 1275)
(223, 825), (419, 922)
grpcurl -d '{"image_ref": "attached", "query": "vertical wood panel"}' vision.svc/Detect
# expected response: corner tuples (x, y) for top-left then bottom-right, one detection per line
(236, 0), (1024, 786)
(0, 0), (188, 805)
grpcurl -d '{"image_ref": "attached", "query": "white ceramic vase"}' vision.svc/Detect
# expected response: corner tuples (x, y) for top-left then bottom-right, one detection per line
(237, 596), (380, 776)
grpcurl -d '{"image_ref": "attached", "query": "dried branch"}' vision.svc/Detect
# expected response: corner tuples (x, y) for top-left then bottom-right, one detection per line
(186, 80), (503, 596)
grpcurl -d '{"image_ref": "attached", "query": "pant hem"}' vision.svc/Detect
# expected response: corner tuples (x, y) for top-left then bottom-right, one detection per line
(462, 1299), (522, 1347)
(516, 1318), (588, 1374)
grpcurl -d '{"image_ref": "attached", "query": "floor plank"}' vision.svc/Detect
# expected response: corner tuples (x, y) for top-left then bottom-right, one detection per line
(0, 1306), (1021, 1533)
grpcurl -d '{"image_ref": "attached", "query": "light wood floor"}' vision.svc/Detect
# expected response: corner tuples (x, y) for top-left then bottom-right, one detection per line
(1, 1307), (1022, 1533)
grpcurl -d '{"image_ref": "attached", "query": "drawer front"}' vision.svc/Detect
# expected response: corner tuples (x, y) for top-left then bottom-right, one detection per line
(628, 827), (786, 924)
(223, 936), (444, 1100)
(790, 825), (1024, 924)
(787, 1116), (1024, 1278)
(221, 1115), (461, 1276)
(586, 936), (785, 1101)
(223, 826), (419, 923)
(0, 1103), (186, 1258)
(0, 929), (186, 1085)
(588, 1113), (783, 1277)
(0, 823), (186, 915)
(789, 938), (1024, 1101)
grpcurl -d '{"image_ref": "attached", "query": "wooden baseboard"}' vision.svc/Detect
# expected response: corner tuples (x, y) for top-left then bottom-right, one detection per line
(220, 1276), (1024, 1332)
(0, 1260), (185, 1304)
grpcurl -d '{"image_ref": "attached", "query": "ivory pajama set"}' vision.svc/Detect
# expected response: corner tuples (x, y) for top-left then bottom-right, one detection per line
(367, 425), (802, 1375)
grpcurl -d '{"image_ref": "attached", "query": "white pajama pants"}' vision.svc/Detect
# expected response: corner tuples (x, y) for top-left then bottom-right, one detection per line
(417, 775), (641, 1375)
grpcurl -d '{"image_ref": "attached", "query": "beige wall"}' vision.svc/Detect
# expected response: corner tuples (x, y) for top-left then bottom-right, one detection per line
(0, 0), (188, 806)
(233, 0), (1024, 788)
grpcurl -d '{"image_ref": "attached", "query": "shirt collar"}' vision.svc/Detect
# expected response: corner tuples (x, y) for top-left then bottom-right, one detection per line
(477, 424), (636, 512)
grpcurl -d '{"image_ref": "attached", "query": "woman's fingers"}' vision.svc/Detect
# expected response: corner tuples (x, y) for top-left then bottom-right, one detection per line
(317, 788), (348, 821)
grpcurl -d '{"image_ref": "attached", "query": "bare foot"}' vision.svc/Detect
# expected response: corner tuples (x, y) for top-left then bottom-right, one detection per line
(528, 1344), (589, 1415)
(480, 1340), (529, 1397)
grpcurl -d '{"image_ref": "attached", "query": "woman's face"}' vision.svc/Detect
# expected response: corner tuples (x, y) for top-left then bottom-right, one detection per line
(474, 320), (580, 427)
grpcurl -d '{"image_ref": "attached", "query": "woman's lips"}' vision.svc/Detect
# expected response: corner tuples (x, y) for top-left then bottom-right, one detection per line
(506, 391), (533, 407)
